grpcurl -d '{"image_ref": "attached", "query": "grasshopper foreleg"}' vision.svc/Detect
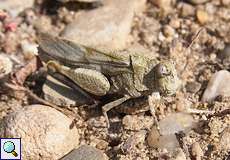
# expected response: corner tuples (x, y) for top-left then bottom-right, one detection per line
(102, 95), (131, 128)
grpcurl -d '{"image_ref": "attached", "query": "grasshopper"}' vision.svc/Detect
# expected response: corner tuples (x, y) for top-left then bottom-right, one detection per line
(38, 33), (181, 127)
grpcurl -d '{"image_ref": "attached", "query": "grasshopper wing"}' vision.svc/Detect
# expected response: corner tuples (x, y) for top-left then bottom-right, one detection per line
(38, 33), (132, 75)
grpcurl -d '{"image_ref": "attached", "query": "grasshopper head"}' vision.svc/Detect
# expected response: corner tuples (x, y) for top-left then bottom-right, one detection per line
(154, 60), (181, 96)
(144, 60), (180, 96)
(46, 60), (61, 73)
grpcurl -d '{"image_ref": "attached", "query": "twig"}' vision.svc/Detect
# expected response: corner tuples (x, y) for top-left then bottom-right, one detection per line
(185, 108), (215, 115)
(186, 27), (204, 49)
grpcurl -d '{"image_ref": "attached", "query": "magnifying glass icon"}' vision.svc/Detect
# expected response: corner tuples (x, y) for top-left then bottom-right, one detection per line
(3, 141), (18, 157)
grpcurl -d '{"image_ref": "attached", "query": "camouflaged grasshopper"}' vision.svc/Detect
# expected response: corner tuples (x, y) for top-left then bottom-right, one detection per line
(38, 33), (181, 127)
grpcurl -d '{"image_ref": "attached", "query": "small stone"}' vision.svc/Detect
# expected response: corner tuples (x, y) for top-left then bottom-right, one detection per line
(185, 81), (201, 93)
(147, 113), (196, 151)
(0, 105), (79, 160)
(0, 0), (35, 17)
(163, 25), (175, 38)
(191, 142), (203, 160)
(96, 140), (109, 150)
(122, 115), (154, 130)
(121, 130), (147, 153)
(20, 40), (38, 60)
(4, 21), (18, 32)
(60, 145), (108, 160)
(33, 15), (52, 33)
(169, 19), (181, 29)
(0, 54), (13, 79)
(189, 0), (209, 5)
(61, 0), (146, 50)
(172, 149), (186, 160)
(175, 94), (192, 112)
(2, 32), (19, 54)
(180, 3), (195, 17)
(147, 126), (179, 151)
(220, 44), (230, 59)
(152, 0), (173, 14)
(43, 75), (90, 107)
(221, 0), (230, 5)
(220, 127), (230, 151)
(202, 70), (230, 102)
(219, 44), (230, 65)
(159, 113), (196, 135)
(196, 10), (210, 24)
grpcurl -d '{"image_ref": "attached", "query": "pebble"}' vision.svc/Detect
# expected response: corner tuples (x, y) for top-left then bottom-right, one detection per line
(147, 113), (196, 151)
(0, 54), (13, 79)
(172, 149), (186, 160)
(221, 0), (230, 6)
(122, 115), (154, 131)
(0, 0), (35, 17)
(151, 0), (173, 14)
(219, 43), (230, 65)
(33, 15), (52, 33)
(202, 70), (230, 102)
(220, 127), (230, 151)
(60, 145), (108, 160)
(147, 126), (180, 151)
(169, 18), (181, 29)
(185, 81), (201, 93)
(191, 142), (203, 160)
(43, 75), (90, 107)
(0, 105), (79, 160)
(61, 0), (146, 50)
(180, 3), (195, 17)
(121, 130), (147, 154)
(163, 25), (175, 38)
(2, 32), (19, 54)
(20, 40), (38, 60)
(196, 10), (210, 24)
(189, 0), (210, 5)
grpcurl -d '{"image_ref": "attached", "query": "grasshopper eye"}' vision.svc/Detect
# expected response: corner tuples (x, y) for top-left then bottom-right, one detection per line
(156, 64), (170, 77)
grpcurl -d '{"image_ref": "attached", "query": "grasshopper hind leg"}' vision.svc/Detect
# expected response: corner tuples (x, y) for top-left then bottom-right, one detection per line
(102, 95), (131, 128)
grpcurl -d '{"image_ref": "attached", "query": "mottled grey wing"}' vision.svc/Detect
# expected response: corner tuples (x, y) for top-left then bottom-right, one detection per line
(38, 33), (131, 73)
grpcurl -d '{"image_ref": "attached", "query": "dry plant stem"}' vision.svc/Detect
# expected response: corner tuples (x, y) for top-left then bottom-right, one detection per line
(187, 28), (204, 49)
(4, 83), (77, 119)
(175, 131), (192, 160)
(185, 108), (215, 115)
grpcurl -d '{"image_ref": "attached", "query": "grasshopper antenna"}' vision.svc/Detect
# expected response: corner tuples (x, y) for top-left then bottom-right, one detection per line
(179, 27), (204, 75)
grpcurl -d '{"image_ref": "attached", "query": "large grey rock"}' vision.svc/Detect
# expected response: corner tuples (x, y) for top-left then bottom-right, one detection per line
(60, 145), (108, 160)
(0, 0), (35, 16)
(202, 70), (230, 102)
(61, 0), (146, 50)
(0, 105), (79, 160)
